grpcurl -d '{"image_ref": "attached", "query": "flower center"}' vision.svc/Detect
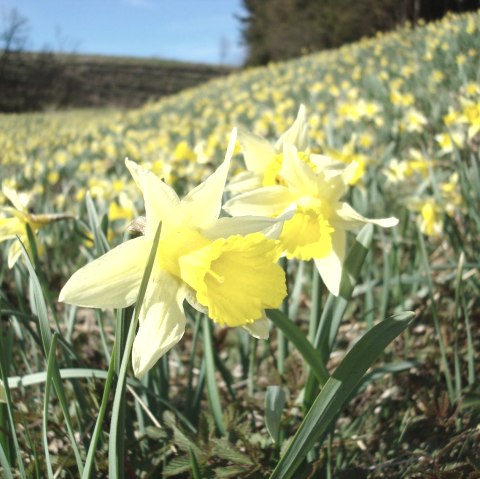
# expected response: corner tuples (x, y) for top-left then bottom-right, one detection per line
(158, 227), (210, 278)
(280, 198), (334, 260)
(179, 233), (286, 327)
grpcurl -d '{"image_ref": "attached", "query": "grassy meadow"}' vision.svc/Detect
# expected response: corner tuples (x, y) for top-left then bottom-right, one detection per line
(1, 10), (480, 478)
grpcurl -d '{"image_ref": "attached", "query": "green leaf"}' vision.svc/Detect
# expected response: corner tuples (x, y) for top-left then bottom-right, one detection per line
(203, 318), (226, 435)
(85, 192), (110, 256)
(270, 311), (415, 479)
(82, 344), (116, 479)
(304, 224), (373, 408)
(267, 309), (329, 386)
(189, 447), (202, 479)
(0, 309), (26, 478)
(109, 221), (162, 479)
(265, 385), (286, 444)
(0, 443), (14, 479)
(317, 223), (374, 359)
(42, 333), (58, 479)
(358, 360), (420, 391)
(19, 238), (85, 476)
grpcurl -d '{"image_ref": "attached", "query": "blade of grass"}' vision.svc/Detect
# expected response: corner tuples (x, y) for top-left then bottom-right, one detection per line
(270, 311), (415, 479)
(304, 224), (373, 408)
(85, 193), (110, 256)
(19, 238), (85, 475)
(248, 337), (257, 396)
(82, 344), (116, 479)
(416, 226), (454, 402)
(277, 257), (289, 375)
(189, 448), (202, 479)
(42, 334), (58, 479)
(453, 252), (465, 402)
(265, 385), (286, 444)
(203, 317), (226, 436)
(288, 260), (305, 320)
(185, 311), (202, 405)
(0, 443), (14, 479)
(267, 309), (329, 386)
(0, 317), (27, 478)
(308, 267), (322, 344)
(108, 221), (161, 479)
(113, 306), (129, 474)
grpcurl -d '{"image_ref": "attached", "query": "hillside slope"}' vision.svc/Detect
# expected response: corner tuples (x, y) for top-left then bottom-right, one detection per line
(0, 52), (233, 112)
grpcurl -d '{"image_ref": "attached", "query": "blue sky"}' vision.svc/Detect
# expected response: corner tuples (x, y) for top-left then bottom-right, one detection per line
(0, 0), (247, 65)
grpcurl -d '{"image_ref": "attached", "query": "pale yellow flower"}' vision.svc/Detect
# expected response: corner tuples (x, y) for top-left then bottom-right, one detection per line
(173, 140), (196, 162)
(108, 192), (136, 222)
(60, 130), (287, 377)
(225, 143), (398, 296)
(227, 105), (309, 195)
(323, 137), (368, 186)
(0, 185), (71, 268)
(435, 131), (464, 154)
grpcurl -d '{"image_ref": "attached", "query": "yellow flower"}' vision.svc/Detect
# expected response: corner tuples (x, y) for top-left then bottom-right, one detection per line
(227, 105), (309, 195)
(0, 185), (71, 268)
(402, 109), (428, 133)
(47, 170), (60, 185)
(407, 197), (444, 238)
(383, 158), (409, 183)
(420, 201), (441, 237)
(173, 140), (196, 162)
(60, 130), (287, 378)
(323, 137), (368, 186)
(108, 192), (135, 222)
(225, 143), (398, 296)
(435, 131), (464, 154)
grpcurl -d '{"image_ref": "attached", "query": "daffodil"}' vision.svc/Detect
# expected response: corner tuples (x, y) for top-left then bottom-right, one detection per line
(323, 136), (368, 186)
(227, 105), (309, 194)
(407, 197), (443, 238)
(59, 129), (287, 378)
(225, 143), (398, 296)
(0, 185), (72, 268)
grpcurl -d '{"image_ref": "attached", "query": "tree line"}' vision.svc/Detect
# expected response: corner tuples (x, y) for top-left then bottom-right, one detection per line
(239, 0), (480, 65)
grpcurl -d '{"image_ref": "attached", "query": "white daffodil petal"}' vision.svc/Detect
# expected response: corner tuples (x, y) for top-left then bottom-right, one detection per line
(334, 202), (399, 230)
(242, 316), (270, 339)
(132, 272), (186, 378)
(180, 129), (237, 229)
(2, 185), (28, 211)
(125, 159), (180, 237)
(224, 185), (293, 217)
(203, 213), (292, 241)
(314, 229), (346, 296)
(8, 239), (23, 268)
(0, 217), (24, 241)
(281, 143), (318, 196)
(184, 287), (209, 315)
(59, 236), (151, 308)
(226, 171), (263, 194)
(275, 104), (308, 151)
(238, 128), (276, 174)
(309, 153), (344, 171)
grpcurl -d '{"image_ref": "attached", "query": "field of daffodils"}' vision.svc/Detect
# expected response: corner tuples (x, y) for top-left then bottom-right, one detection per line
(0, 10), (479, 478)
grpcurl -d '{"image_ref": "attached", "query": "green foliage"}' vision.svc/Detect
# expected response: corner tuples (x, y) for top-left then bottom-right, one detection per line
(240, 0), (480, 65)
